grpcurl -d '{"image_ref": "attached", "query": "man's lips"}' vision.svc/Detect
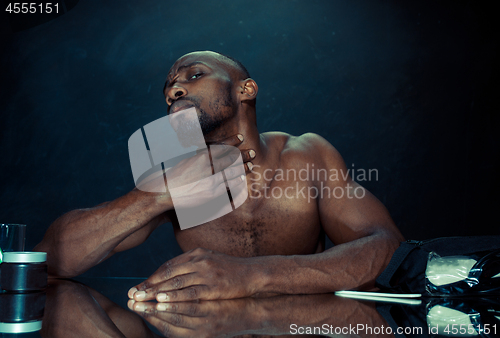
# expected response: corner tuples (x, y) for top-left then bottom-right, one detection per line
(170, 102), (195, 115)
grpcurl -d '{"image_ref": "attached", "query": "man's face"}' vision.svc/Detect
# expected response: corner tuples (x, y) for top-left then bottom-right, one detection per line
(164, 52), (238, 140)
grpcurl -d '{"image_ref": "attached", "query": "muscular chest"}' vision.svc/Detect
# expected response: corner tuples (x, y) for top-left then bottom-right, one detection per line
(173, 179), (323, 257)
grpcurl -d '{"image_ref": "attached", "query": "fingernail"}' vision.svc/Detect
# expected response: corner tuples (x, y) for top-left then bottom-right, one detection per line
(247, 162), (254, 171)
(237, 134), (244, 142)
(157, 303), (170, 311)
(135, 291), (146, 300)
(128, 287), (137, 299)
(240, 174), (246, 182)
(135, 302), (146, 312)
(249, 150), (256, 158)
(157, 293), (168, 302)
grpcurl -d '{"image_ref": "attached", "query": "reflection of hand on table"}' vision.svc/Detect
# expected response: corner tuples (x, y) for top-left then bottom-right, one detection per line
(40, 279), (159, 338)
(128, 293), (391, 338)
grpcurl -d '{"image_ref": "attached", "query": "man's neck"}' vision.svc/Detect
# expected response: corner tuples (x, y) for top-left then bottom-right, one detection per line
(204, 116), (269, 173)
(237, 121), (266, 165)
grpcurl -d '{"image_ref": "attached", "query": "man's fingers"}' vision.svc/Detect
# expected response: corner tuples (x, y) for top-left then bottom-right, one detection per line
(129, 246), (216, 300)
(129, 257), (197, 299)
(128, 299), (156, 313)
(210, 145), (255, 176)
(129, 302), (195, 338)
(131, 285), (211, 306)
(206, 134), (255, 177)
(210, 146), (255, 163)
(242, 149), (256, 163)
(209, 145), (240, 173)
(207, 133), (244, 147)
(246, 161), (254, 172)
(142, 314), (194, 337)
(206, 143), (238, 162)
(147, 318), (194, 338)
(128, 287), (138, 299)
(156, 285), (210, 302)
(131, 288), (157, 302)
(155, 301), (207, 317)
(222, 162), (246, 181)
(133, 267), (189, 293)
(226, 172), (247, 186)
(168, 169), (226, 192)
(140, 273), (199, 300)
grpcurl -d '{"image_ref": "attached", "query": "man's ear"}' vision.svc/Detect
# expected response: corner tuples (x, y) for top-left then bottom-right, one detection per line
(238, 79), (258, 102)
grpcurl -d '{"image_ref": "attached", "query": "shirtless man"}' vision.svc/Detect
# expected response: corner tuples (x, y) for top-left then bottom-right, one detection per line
(34, 51), (404, 303)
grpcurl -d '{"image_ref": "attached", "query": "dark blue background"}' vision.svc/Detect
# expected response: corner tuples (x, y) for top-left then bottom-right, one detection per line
(1, 0), (498, 277)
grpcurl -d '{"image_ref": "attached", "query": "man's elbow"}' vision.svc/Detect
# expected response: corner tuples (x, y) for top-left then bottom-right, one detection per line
(33, 248), (75, 279)
(373, 229), (404, 271)
(34, 236), (87, 279)
(47, 266), (80, 279)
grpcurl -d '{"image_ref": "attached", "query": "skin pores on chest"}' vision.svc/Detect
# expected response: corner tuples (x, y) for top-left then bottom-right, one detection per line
(173, 177), (323, 257)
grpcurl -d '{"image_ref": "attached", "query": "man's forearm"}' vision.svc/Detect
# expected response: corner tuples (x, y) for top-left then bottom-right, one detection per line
(34, 189), (172, 278)
(253, 232), (401, 295)
(129, 230), (402, 303)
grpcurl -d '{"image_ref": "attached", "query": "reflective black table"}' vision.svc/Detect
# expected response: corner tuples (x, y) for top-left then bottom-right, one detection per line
(1, 277), (499, 337)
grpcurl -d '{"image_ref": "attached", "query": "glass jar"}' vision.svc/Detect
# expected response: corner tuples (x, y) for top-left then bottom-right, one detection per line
(0, 252), (47, 292)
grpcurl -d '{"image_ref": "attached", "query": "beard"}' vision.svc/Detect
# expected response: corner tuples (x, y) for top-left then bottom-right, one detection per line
(173, 84), (235, 147)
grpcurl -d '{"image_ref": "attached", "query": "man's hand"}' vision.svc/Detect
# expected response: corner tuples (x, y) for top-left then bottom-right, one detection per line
(137, 134), (255, 210)
(128, 248), (263, 302)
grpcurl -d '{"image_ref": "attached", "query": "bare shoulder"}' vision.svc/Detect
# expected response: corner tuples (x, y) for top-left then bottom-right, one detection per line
(262, 131), (344, 169)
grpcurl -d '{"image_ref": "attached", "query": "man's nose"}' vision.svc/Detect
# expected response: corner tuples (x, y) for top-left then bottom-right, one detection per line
(166, 84), (187, 105)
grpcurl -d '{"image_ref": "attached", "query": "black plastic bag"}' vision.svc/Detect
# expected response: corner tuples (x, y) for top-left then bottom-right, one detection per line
(376, 236), (500, 296)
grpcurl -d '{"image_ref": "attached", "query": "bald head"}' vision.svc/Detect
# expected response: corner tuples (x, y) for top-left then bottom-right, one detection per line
(212, 51), (251, 80)
(165, 51), (250, 91)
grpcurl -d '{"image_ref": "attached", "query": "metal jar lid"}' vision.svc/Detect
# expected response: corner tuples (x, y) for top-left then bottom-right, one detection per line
(1, 252), (47, 263)
(0, 320), (43, 333)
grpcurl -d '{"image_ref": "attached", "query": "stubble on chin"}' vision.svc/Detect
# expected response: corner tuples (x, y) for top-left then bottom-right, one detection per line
(201, 83), (237, 138)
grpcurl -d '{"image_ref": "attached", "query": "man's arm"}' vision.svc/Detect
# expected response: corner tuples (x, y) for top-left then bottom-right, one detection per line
(256, 133), (404, 293)
(34, 134), (253, 278)
(129, 133), (404, 302)
(34, 189), (171, 278)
